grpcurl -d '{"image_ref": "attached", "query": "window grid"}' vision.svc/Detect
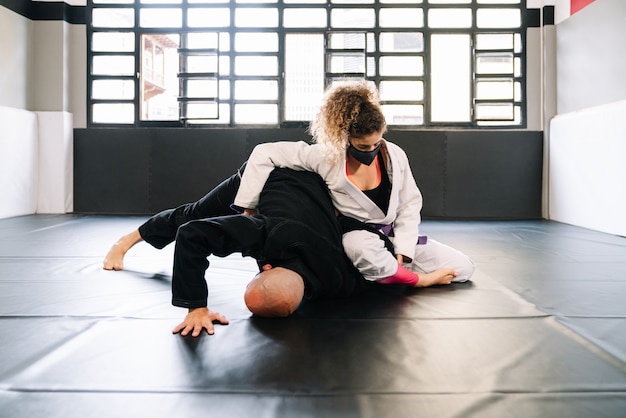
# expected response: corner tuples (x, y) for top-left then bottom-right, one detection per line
(87, 0), (526, 128)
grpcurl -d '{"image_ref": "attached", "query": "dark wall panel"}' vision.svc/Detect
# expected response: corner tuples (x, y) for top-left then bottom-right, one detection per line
(445, 131), (543, 219)
(74, 129), (152, 214)
(74, 128), (543, 219)
(148, 129), (246, 213)
(388, 131), (448, 217)
(387, 130), (543, 219)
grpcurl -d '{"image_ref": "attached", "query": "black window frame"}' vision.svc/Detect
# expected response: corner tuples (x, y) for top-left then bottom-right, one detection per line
(86, 0), (528, 129)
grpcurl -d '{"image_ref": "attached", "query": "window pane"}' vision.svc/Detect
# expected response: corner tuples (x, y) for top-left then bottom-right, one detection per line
(186, 104), (229, 124)
(237, 0), (277, 3)
(382, 104), (423, 125)
(284, 8), (327, 28)
(285, 34), (324, 121)
(476, 53), (513, 74)
(235, 104), (278, 123)
(93, 103), (134, 124)
(380, 56), (423, 76)
(284, 0), (325, 3)
(332, 0), (374, 3)
(328, 32), (366, 49)
(235, 80), (278, 100)
(92, 8), (134, 28)
(428, 9), (472, 28)
(92, 56), (135, 75)
(331, 9), (375, 28)
(379, 32), (423, 52)
(381, 0), (421, 3)
(189, 0), (229, 4)
(366, 56), (376, 77)
(380, 80), (423, 101)
(514, 57), (521, 77)
(475, 103), (513, 120)
(329, 53), (366, 74)
(92, 32), (135, 52)
(477, 9), (521, 28)
(235, 56), (278, 75)
(514, 33), (522, 52)
(188, 8), (230, 27)
(477, 106), (520, 126)
(140, 9), (182, 28)
(430, 34), (470, 122)
(140, 34), (180, 120)
(186, 80), (218, 98)
(180, 55), (218, 73)
(92, 80), (134, 99)
(186, 102), (220, 119)
(478, 0), (520, 3)
(235, 33), (278, 52)
(475, 33), (514, 50)
(141, 0), (182, 3)
(186, 32), (220, 49)
(235, 8), (279, 27)
(218, 80), (230, 99)
(93, 0), (133, 4)
(380, 8), (423, 28)
(429, 0), (470, 3)
(219, 56), (231, 75)
(476, 80), (513, 100)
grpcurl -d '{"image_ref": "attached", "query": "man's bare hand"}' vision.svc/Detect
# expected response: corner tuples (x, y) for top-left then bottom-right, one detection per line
(172, 307), (229, 337)
(243, 208), (257, 216)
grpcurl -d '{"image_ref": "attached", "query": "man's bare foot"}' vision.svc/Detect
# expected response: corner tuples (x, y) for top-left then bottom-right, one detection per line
(103, 230), (143, 271)
(416, 268), (457, 287)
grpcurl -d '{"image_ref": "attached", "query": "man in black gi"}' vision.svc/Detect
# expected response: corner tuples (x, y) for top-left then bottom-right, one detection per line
(104, 164), (370, 336)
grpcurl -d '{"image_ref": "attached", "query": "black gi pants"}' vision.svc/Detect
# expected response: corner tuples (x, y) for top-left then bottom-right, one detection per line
(137, 164), (245, 250)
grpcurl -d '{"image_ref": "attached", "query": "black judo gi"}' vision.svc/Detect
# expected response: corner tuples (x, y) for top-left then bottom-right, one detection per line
(137, 165), (369, 309)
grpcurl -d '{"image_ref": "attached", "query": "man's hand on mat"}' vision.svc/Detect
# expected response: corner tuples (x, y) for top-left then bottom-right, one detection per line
(173, 307), (229, 337)
(416, 268), (457, 287)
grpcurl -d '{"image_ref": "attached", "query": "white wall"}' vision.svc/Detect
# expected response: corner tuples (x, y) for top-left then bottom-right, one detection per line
(556, 0), (626, 114)
(547, 0), (626, 236)
(0, 7), (34, 110)
(0, 3), (86, 127)
(0, 106), (74, 219)
(0, 3), (78, 218)
(549, 101), (626, 237)
(0, 107), (38, 219)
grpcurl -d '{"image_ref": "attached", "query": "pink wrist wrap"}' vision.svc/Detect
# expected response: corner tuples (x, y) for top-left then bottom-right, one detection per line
(379, 264), (419, 286)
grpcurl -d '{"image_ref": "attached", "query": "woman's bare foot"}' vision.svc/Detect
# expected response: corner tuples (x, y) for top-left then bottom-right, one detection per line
(416, 268), (457, 287)
(103, 230), (143, 271)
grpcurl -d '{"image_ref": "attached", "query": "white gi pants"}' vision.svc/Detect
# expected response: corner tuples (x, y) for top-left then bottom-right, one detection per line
(342, 229), (475, 282)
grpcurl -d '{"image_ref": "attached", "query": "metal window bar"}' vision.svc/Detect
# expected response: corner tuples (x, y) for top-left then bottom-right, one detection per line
(324, 31), (368, 88)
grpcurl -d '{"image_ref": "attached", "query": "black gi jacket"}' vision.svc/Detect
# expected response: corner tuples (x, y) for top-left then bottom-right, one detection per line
(138, 166), (370, 308)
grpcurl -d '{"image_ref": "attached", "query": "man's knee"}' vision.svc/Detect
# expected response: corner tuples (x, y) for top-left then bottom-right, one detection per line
(244, 267), (304, 317)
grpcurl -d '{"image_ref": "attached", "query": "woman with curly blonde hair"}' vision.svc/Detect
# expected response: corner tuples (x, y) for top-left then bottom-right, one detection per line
(309, 81), (386, 163)
(235, 80), (475, 287)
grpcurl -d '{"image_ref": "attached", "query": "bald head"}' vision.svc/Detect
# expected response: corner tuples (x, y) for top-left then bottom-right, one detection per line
(244, 267), (305, 317)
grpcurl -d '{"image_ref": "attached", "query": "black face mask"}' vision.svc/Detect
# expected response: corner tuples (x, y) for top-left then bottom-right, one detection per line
(348, 143), (381, 166)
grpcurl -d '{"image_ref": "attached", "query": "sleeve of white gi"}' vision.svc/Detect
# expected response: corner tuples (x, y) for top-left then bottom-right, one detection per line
(233, 141), (318, 210)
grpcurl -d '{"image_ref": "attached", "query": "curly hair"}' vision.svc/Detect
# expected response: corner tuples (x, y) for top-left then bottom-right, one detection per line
(308, 80), (387, 162)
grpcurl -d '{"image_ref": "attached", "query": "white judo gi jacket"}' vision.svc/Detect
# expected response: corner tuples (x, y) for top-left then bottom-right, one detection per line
(233, 140), (424, 259)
